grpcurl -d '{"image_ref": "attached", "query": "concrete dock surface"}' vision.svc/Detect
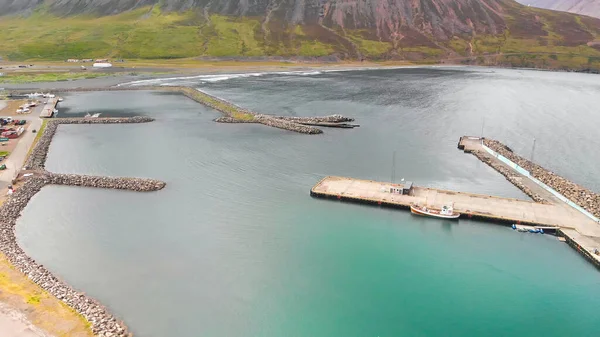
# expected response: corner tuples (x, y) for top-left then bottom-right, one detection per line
(313, 177), (592, 229)
(39, 98), (57, 118)
(312, 137), (600, 268)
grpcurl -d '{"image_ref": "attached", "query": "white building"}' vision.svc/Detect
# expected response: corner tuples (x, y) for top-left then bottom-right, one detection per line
(93, 62), (113, 68)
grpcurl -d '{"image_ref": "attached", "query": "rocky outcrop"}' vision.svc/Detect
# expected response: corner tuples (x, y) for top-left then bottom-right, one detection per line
(483, 138), (600, 218)
(1, 115), (166, 337)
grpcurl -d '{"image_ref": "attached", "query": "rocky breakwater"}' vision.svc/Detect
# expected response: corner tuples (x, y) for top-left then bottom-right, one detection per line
(254, 115), (323, 134)
(275, 115), (355, 123)
(470, 151), (548, 203)
(484, 138), (600, 218)
(0, 174), (136, 337)
(48, 173), (166, 191)
(25, 117), (154, 171)
(0, 173), (165, 337)
(1, 115), (166, 336)
(169, 86), (351, 134)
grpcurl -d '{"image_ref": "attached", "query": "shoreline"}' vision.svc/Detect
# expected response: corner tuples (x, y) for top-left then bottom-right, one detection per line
(0, 63), (415, 90)
(0, 117), (167, 337)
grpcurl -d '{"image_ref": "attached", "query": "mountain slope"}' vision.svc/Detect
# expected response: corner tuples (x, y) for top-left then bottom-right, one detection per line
(518, 0), (600, 19)
(1, 0), (600, 71)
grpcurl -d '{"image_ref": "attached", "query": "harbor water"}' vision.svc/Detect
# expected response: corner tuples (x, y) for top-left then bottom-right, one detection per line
(17, 67), (600, 336)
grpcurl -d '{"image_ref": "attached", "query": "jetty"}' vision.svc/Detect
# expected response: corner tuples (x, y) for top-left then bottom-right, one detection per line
(311, 176), (588, 228)
(311, 137), (600, 270)
(39, 97), (58, 118)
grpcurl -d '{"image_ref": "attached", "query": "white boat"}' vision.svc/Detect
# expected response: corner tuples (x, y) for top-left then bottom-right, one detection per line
(58, 98), (64, 102)
(53, 109), (58, 113)
(91, 113), (101, 118)
(410, 203), (460, 219)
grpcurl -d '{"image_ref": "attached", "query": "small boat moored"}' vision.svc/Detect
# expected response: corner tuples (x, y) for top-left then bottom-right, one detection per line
(410, 203), (460, 219)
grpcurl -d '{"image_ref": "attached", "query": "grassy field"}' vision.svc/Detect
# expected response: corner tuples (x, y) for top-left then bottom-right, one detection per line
(173, 87), (256, 121)
(0, 72), (111, 83)
(26, 119), (47, 160)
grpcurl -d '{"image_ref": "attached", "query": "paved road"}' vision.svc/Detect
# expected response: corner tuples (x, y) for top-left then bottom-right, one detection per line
(0, 113), (42, 191)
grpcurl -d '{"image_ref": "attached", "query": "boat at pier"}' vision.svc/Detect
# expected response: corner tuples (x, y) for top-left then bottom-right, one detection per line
(410, 203), (460, 219)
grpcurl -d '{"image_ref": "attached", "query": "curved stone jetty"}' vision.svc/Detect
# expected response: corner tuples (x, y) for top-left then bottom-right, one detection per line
(483, 138), (600, 219)
(1, 115), (165, 337)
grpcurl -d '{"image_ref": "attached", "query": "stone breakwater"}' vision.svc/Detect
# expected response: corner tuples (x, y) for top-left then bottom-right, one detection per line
(25, 117), (155, 171)
(470, 151), (548, 203)
(47, 173), (166, 191)
(483, 138), (600, 218)
(0, 115), (165, 337)
(254, 115), (323, 134)
(275, 115), (355, 123)
(0, 172), (165, 337)
(13, 86), (355, 134)
(168, 86), (350, 134)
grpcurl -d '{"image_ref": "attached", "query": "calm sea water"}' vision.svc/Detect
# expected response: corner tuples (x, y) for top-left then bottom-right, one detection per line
(17, 67), (600, 336)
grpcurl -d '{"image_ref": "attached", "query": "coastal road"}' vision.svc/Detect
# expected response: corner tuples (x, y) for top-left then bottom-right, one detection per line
(0, 113), (42, 191)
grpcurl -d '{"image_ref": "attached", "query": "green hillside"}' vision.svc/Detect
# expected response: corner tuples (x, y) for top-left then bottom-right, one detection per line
(2, 4), (600, 70)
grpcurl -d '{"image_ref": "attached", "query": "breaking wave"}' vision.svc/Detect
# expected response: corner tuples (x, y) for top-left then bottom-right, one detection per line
(117, 66), (428, 87)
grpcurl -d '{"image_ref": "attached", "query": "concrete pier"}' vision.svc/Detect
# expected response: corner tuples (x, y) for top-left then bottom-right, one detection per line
(456, 136), (600, 269)
(39, 98), (58, 118)
(312, 176), (600, 269)
(312, 176), (584, 228)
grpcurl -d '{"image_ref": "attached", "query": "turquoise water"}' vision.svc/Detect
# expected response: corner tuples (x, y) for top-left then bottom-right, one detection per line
(16, 67), (600, 336)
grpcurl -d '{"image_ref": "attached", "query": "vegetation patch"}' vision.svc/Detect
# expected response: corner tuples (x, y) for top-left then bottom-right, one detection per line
(0, 254), (93, 336)
(171, 87), (256, 121)
(26, 119), (47, 160)
(0, 72), (110, 84)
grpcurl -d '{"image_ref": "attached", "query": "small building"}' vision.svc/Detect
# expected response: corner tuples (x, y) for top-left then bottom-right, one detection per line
(389, 181), (413, 195)
(95, 58), (109, 62)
